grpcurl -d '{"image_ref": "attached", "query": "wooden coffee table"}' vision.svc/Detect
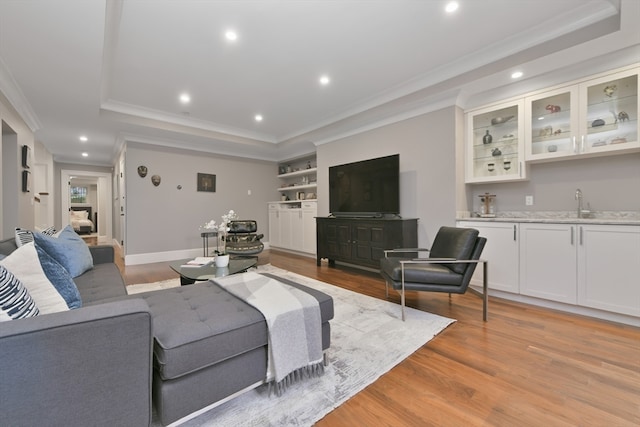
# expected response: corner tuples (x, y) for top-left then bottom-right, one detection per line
(169, 257), (258, 285)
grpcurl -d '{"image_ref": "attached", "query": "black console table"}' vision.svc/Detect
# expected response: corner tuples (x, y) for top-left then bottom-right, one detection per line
(316, 217), (418, 269)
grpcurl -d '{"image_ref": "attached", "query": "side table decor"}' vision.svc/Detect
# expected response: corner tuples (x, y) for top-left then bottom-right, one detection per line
(201, 210), (238, 267)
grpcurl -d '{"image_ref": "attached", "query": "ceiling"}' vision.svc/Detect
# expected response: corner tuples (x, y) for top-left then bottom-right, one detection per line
(0, 0), (638, 166)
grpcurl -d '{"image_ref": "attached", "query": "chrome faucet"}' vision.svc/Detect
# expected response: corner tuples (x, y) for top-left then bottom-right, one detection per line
(575, 189), (583, 218)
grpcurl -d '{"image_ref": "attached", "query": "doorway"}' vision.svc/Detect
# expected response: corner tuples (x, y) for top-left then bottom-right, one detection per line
(60, 169), (113, 244)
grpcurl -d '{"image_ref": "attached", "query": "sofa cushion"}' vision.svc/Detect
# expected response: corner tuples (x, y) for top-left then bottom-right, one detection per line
(138, 281), (268, 381)
(0, 243), (69, 314)
(135, 275), (334, 382)
(429, 226), (479, 274)
(0, 237), (18, 257)
(14, 228), (34, 247)
(34, 242), (82, 309)
(32, 225), (93, 278)
(0, 265), (39, 321)
(75, 263), (127, 304)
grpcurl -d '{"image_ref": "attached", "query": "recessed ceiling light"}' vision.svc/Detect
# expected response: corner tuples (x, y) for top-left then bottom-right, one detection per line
(254, 114), (263, 122)
(445, 1), (459, 13)
(225, 30), (238, 41)
(79, 135), (88, 142)
(511, 71), (524, 79)
(81, 152), (88, 157)
(319, 75), (330, 86)
(179, 93), (191, 104)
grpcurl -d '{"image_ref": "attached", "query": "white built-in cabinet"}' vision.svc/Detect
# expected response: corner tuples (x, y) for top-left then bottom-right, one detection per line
(457, 221), (640, 319)
(465, 100), (527, 183)
(577, 225), (640, 316)
(457, 221), (520, 293)
(519, 223), (579, 304)
(269, 154), (318, 255)
(466, 64), (639, 182)
(525, 67), (639, 162)
(268, 201), (317, 254)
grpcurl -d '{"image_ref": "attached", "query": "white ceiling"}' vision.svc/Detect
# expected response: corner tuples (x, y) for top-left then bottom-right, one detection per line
(0, 0), (638, 166)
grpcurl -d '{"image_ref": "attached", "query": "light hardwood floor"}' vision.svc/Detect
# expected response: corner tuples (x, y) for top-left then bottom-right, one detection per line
(114, 247), (640, 426)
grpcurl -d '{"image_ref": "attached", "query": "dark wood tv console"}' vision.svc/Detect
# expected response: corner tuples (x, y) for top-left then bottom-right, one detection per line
(316, 217), (418, 269)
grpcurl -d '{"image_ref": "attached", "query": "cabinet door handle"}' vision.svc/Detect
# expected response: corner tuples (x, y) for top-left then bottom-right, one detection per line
(572, 136), (577, 153)
(570, 227), (574, 245)
(513, 225), (517, 241)
(579, 226), (583, 246)
(580, 135), (585, 153)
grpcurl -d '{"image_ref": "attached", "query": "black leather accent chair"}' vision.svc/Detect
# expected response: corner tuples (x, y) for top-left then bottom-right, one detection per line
(225, 220), (264, 256)
(379, 226), (488, 321)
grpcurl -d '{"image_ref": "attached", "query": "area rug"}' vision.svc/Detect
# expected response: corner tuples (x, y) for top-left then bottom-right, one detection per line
(128, 264), (455, 426)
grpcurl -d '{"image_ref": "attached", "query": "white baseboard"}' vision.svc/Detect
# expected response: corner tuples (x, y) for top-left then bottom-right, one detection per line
(124, 248), (202, 265)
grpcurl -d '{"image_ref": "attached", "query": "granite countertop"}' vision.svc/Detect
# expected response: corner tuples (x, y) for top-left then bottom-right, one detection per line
(456, 211), (640, 226)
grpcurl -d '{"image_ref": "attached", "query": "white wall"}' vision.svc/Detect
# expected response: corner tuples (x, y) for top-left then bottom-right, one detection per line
(124, 143), (279, 260)
(0, 91), (35, 237)
(317, 107), (458, 247)
(466, 154), (640, 214)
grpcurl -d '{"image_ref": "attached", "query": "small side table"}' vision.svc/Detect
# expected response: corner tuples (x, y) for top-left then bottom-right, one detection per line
(200, 230), (218, 256)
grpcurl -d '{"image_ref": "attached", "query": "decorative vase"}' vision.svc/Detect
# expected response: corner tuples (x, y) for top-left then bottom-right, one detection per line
(483, 130), (493, 144)
(215, 254), (230, 267)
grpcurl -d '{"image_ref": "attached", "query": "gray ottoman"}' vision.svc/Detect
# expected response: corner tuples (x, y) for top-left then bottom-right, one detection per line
(134, 275), (334, 426)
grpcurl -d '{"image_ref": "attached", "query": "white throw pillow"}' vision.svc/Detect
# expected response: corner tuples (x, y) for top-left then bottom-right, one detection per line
(0, 243), (69, 314)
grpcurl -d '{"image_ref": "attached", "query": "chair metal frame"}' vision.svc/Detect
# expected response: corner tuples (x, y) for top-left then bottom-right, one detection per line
(383, 248), (488, 321)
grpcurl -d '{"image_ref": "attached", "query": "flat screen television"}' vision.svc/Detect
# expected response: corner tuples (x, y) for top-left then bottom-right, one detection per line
(329, 154), (400, 217)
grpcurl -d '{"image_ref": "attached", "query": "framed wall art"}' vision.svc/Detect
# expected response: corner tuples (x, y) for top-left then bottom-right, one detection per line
(197, 173), (216, 192)
(21, 145), (31, 169)
(22, 170), (31, 192)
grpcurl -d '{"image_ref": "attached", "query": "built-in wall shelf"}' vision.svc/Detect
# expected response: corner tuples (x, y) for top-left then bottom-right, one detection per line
(277, 167), (317, 179)
(277, 183), (317, 192)
(277, 154), (317, 200)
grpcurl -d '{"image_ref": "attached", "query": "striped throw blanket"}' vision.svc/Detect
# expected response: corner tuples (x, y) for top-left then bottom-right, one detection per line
(214, 272), (324, 395)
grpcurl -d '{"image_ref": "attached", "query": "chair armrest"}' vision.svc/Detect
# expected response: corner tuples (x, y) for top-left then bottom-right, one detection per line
(89, 244), (115, 264)
(400, 258), (486, 264)
(0, 299), (153, 426)
(384, 248), (430, 257)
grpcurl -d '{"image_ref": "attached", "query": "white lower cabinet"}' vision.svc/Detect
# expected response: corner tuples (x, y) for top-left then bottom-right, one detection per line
(577, 225), (640, 316)
(301, 203), (317, 254)
(519, 223), (578, 304)
(457, 221), (520, 293)
(268, 204), (282, 247)
(268, 202), (317, 254)
(458, 220), (640, 320)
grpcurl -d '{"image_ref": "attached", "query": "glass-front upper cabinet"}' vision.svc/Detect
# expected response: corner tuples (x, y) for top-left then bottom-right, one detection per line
(525, 66), (639, 162)
(465, 100), (527, 183)
(525, 87), (579, 161)
(581, 68), (638, 155)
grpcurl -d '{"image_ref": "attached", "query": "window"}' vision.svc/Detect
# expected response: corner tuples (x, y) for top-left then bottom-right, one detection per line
(70, 186), (87, 203)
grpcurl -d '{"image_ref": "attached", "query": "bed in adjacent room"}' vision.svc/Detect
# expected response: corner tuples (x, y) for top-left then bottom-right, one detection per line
(69, 206), (95, 234)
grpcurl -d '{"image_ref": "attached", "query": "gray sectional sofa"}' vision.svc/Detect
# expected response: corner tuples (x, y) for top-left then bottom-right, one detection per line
(0, 237), (334, 426)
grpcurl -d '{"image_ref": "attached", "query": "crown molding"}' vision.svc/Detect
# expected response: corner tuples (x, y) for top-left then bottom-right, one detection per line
(0, 56), (41, 132)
